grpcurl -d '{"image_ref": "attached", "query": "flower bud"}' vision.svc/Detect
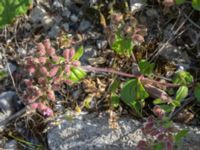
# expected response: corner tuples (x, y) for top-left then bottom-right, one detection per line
(43, 39), (51, 50)
(65, 65), (71, 75)
(47, 89), (56, 101)
(37, 43), (46, 56)
(153, 105), (165, 119)
(28, 65), (36, 74)
(52, 55), (60, 62)
(49, 66), (59, 77)
(40, 66), (49, 76)
(72, 60), (80, 67)
(63, 49), (70, 61)
(46, 47), (55, 56)
(132, 34), (145, 43)
(38, 57), (47, 64)
(30, 103), (39, 109)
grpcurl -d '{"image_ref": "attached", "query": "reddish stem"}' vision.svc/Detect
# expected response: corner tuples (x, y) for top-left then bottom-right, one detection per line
(81, 65), (179, 88)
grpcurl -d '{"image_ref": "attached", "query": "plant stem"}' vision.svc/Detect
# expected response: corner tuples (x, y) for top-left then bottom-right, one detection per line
(81, 65), (180, 88)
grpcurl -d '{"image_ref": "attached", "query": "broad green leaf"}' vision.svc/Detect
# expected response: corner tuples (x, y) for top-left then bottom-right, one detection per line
(0, 0), (32, 28)
(138, 59), (155, 76)
(0, 70), (8, 80)
(172, 71), (193, 85)
(72, 46), (84, 60)
(111, 33), (134, 57)
(175, 86), (188, 101)
(69, 67), (86, 83)
(154, 143), (163, 150)
(159, 104), (174, 113)
(111, 93), (120, 108)
(83, 95), (93, 109)
(175, 129), (188, 145)
(194, 83), (200, 103)
(176, 0), (186, 4)
(120, 79), (149, 107)
(192, 0), (200, 11)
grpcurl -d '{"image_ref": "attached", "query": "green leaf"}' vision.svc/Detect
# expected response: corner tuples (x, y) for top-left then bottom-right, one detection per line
(0, 70), (8, 80)
(175, 86), (188, 101)
(175, 0), (186, 4)
(154, 143), (164, 150)
(120, 79), (149, 107)
(192, 0), (200, 11)
(69, 67), (86, 83)
(172, 100), (181, 107)
(111, 94), (120, 108)
(153, 98), (165, 105)
(138, 59), (155, 76)
(159, 104), (174, 113)
(110, 79), (120, 93)
(194, 83), (200, 103)
(172, 71), (193, 85)
(111, 33), (134, 57)
(72, 46), (84, 60)
(175, 129), (188, 145)
(0, 0), (32, 28)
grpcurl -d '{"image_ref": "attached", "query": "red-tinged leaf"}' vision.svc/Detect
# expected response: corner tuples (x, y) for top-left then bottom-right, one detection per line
(144, 84), (172, 103)
(65, 65), (71, 75)
(38, 102), (47, 111)
(165, 141), (173, 150)
(49, 66), (59, 77)
(136, 140), (150, 150)
(72, 60), (81, 67)
(52, 55), (60, 62)
(132, 34), (144, 43)
(40, 66), (49, 76)
(157, 134), (165, 141)
(37, 43), (46, 56)
(38, 77), (46, 85)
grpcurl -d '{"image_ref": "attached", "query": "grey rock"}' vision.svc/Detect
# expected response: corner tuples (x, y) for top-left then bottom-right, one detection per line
(96, 40), (108, 50)
(62, 8), (71, 18)
(146, 8), (159, 19)
(29, 6), (46, 23)
(130, 0), (145, 13)
(41, 15), (54, 30)
(48, 25), (61, 39)
(17, 48), (27, 56)
(4, 140), (18, 149)
(52, 0), (63, 11)
(62, 23), (69, 32)
(23, 23), (31, 30)
(64, 0), (72, 7)
(70, 14), (79, 23)
(159, 43), (191, 65)
(80, 46), (97, 65)
(48, 112), (142, 150)
(0, 91), (17, 118)
(78, 20), (91, 32)
(48, 112), (200, 150)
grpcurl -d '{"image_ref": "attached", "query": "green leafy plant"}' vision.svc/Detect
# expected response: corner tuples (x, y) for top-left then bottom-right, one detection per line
(176, 0), (200, 11)
(0, 0), (31, 28)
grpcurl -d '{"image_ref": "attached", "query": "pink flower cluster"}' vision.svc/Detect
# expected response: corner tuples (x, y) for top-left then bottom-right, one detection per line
(23, 39), (82, 117)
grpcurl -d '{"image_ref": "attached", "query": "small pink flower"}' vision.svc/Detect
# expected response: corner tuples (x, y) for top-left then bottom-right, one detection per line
(47, 89), (56, 101)
(30, 103), (39, 109)
(52, 55), (60, 62)
(46, 47), (55, 56)
(38, 57), (47, 64)
(24, 79), (33, 87)
(72, 60), (80, 67)
(40, 66), (49, 76)
(49, 66), (59, 77)
(65, 79), (73, 85)
(63, 49), (70, 61)
(38, 102), (47, 111)
(28, 65), (36, 74)
(43, 39), (51, 50)
(43, 107), (53, 117)
(65, 65), (70, 74)
(132, 34), (145, 43)
(37, 43), (46, 56)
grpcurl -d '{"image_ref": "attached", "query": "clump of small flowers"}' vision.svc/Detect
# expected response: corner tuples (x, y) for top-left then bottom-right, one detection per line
(22, 39), (86, 117)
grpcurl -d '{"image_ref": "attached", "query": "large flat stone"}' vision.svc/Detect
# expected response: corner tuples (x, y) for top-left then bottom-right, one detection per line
(47, 112), (200, 150)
